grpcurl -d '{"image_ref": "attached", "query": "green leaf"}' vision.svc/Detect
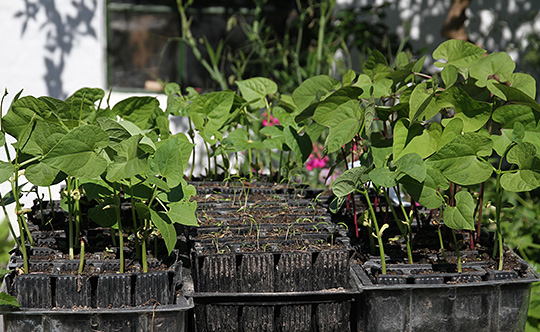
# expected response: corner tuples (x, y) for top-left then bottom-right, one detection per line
(292, 75), (341, 111)
(222, 128), (265, 152)
(491, 83), (540, 116)
(148, 134), (193, 187)
(88, 197), (118, 228)
(150, 209), (177, 255)
(509, 72), (536, 99)
(443, 191), (475, 230)
(438, 118), (463, 151)
(166, 200), (198, 226)
(438, 87), (492, 132)
(364, 102), (376, 137)
(25, 162), (64, 186)
(260, 125), (285, 150)
(363, 49), (390, 81)
(342, 70), (356, 86)
(469, 52), (515, 87)
(64, 87), (105, 125)
(369, 167), (397, 188)
(189, 91), (235, 143)
(331, 166), (369, 198)
(492, 104), (536, 130)
(409, 82), (440, 121)
(112, 97), (162, 130)
(43, 125), (109, 179)
(433, 39), (486, 70)
(427, 132), (493, 186)
(441, 65), (458, 88)
(312, 91), (364, 153)
(80, 179), (114, 200)
(0, 161), (14, 183)
(501, 142), (540, 192)
(354, 74), (392, 99)
(106, 135), (148, 182)
(393, 120), (442, 160)
(401, 166), (447, 209)
(0, 291), (19, 307)
(395, 153), (426, 183)
(283, 126), (312, 163)
(236, 77), (277, 109)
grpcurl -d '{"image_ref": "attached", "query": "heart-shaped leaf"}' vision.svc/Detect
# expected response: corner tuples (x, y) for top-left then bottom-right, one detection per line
(443, 191), (475, 230)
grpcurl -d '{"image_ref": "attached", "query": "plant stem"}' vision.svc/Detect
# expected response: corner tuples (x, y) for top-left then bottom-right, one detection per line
(113, 185), (124, 273)
(129, 188), (141, 260)
(451, 229), (462, 273)
(438, 225), (447, 261)
(67, 178), (74, 260)
(78, 239), (85, 274)
(383, 188), (413, 264)
(362, 188), (386, 274)
(142, 219), (148, 273)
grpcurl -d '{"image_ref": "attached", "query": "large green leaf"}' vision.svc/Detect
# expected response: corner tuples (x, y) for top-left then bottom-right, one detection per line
(433, 39), (486, 70)
(112, 97), (162, 130)
(43, 125), (109, 179)
(401, 166), (448, 209)
(148, 134), (193, 187)
(312, 94), (363, 153)
(443, 191), (475, 230)
(292, 75), (340, 111)
(331, 166), (369, 198)
(283, 126), (312, 163)
(189, 91), (235, 143)
(64, 88), (105, 126)
(492, 83), (540, 116)
(260, 125), (286, 150)
(409, 82), (440, 121)
(363, 49), (390, 81)
(395, 153), (426, 183)
(369, 167), (396, 188)
(236, 77), (277, 109)
(166, 200), (198, 226)
(222, 128), (265, 152)
(393, 120), (441, 160)
(106, 135), (148, 182)
(25, 162), (64, 186)
(354, 74), (392, 99)
(88, 197), (118, 228)
(438, 118), (463, 151)
(150, 209), (177, 255)
(469, 52), (515, 88)
(492, 104), (536, 130)
(427, 132), (493, 186)
(501, 142), (540, 192)
(509, 72), (536, 99)
(438, 87), (492, 132)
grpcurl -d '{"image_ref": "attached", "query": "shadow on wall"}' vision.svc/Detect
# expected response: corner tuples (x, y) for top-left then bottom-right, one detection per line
(14, 0), (98, 99)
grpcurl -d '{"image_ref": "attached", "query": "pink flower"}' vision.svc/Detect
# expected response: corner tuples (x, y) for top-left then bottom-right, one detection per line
(262, 114), (279, 127)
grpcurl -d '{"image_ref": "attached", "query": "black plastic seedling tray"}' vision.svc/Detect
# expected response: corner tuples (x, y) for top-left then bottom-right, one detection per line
(351, 253), (540, 332)
(185, 267), (360, 332)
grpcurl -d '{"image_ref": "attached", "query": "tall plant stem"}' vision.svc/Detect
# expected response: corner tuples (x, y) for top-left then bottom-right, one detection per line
(74, 178), (81, 248)
(12, 184), (29, 272)
(48, 186), (55, 219)
(67, 178), (74, 260)
(494, 171), (504, 270)
(277, 149), (284, 183)
(362, 188), (386, 274)
(142, 219), (148, 273)
(451, 229), (462, 273)
(204, 141), (212, 179)
(475, 183), (484, 243)
(396, 186), (414, 260)
(315, 1), (334, 75)
(129, 189), (141, 260)
(2, 189), (27, 273)
(113, 185), (125, 273)
(382, 188), (413, 264)
(438, 225), (447, 261)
